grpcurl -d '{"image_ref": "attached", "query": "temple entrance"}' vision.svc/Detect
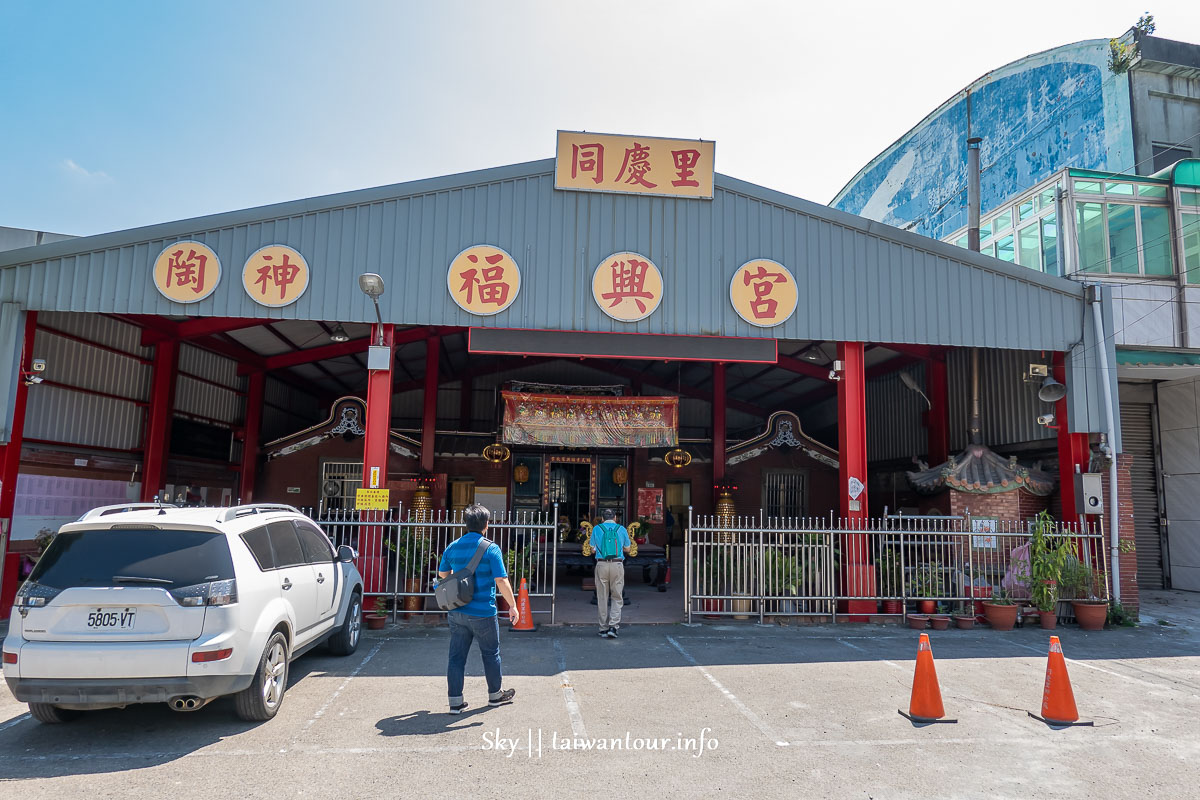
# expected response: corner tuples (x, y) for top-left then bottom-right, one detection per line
(548, 460), (593, 531)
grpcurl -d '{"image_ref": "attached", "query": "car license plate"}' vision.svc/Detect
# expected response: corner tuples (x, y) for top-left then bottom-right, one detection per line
(86, 608), (136, 629)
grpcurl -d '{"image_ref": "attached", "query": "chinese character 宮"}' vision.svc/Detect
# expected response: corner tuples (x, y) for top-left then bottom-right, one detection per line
(616, 142), (657, 188)
(571, 143), (605, 185)
(166, 248), (208, 295)
(255, 253), (301, 300)
(671, 149), (702, 187)
(601, 257), (654, 313)
(742, 264), (787, 320)
(459, 252), (511, 306)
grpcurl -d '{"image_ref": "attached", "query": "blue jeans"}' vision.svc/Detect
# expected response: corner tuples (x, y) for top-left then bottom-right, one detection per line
(447, 610), (503, 706)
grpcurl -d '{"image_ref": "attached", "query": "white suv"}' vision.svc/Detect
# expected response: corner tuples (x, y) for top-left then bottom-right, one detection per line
(2, 503), (364, 723)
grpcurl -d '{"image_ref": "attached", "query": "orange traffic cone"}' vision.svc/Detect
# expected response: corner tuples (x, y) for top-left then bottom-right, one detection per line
(511, 578), (536, 632)
(899, 633), (957, 724)
(1028, 636), (1093, 727)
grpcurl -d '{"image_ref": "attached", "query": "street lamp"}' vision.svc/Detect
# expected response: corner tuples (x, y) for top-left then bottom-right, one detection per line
(358, 273), (385, 346)
(328, 323), (350, 343)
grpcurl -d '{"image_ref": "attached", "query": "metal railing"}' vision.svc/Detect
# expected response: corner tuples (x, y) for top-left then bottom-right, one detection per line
(685, 508), (1108, 624)
(305, 503), (559, 624)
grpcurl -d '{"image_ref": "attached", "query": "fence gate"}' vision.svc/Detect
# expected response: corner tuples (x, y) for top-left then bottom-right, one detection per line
(309, 504), (560, 623)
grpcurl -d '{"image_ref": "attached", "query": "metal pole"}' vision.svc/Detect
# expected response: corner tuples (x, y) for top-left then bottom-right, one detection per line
(551, 503), (559, 625)
(1090, 285), (1121, 603)
(967, 136), (982, 253)
(686, 505), (693, 625)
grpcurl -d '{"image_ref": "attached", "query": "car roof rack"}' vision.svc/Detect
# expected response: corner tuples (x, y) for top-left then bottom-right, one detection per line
(77, 503), (179, 521)
(220, 504), (301, 522)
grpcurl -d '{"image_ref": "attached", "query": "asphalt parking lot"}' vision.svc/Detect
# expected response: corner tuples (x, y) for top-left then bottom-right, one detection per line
(2, 595), (1199, 799)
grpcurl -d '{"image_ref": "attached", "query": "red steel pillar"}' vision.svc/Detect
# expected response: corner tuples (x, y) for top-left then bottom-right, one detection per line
(712, 362), (726, 483)
(1054, 353), (1090, 522)
(1, 312), (37, 617)
(238, 371), (265, 503)
(927, 350), (949, 466)
(837, 341), (875, 618)
(361, 324), (395, 492)
(420, 334), (441, 474)
(141, 336), (179, 502)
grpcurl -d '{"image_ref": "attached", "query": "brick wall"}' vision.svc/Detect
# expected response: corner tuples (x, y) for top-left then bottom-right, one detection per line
(1099, 453), (1138, 613)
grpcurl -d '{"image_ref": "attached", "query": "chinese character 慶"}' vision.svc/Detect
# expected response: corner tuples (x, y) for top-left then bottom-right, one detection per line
(616, 142), (657, 189)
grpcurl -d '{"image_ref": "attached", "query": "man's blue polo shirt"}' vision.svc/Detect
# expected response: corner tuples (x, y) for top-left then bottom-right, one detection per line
(438, 531), (507, 617)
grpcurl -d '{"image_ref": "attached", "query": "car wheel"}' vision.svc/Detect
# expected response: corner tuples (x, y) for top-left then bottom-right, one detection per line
(234, 631), (289, 722)
(28, 702), (83, 724)
(327, 590), (362, 656)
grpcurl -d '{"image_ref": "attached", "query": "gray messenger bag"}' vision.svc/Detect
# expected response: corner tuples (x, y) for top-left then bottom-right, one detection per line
(434, 539), (490, 611)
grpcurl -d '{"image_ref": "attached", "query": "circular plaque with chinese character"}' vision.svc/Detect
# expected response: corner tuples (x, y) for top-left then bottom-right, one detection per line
(729, 259), (798, 327)
(592, 251), (663, 322)
(153, 241), (221, 304)
(242, 245), (310, 307)
(447, 245), (521, 316)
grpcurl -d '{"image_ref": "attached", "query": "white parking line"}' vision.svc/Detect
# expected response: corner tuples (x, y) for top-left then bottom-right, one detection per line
(0, 713), (30, 733)
(302, 637), (388, 731)
(553, 639), (587, 739)
(835, 637), (903, 670)
(1006, 640), (1165, 690)
(666, 635), (788, 747)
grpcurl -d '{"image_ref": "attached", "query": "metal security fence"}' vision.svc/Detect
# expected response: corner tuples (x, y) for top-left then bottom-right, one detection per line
(306, 504), (559, 623)
(685, 509), (1108, 624)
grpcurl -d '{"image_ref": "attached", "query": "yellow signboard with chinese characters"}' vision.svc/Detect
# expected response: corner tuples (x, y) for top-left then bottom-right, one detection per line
(555, 131), (715, 199)
(153, 241), (221, 303)
(355, 488), (390, 511)
(729, 259), (798, 327)
(447, 245), (521, 315)
(592, 252), (663, 322)
(242, 245), (310, 307)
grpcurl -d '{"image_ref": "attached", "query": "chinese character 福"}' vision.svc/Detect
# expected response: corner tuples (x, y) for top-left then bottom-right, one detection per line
(459, 253), (511, 306)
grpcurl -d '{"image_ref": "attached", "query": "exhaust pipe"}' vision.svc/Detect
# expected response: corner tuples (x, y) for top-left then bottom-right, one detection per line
(168, 695), (212, 712)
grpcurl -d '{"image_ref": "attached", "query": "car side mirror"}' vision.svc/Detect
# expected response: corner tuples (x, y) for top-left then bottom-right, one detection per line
(337, 545), (356, 563)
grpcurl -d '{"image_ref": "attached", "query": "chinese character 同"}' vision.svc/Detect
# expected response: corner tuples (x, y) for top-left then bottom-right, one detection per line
(616, 142), (657, 188)
(601, 258), (654, 313)
(255, 253), (301, 300)
(671, 149), (702, 187)
(166, 248), (208, 295)
(571, 143), (605, 185)
(459, 252), (511, 306)
(742, 264), (787, 320)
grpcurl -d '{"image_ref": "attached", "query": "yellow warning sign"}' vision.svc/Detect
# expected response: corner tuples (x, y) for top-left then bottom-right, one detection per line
(355, 488), (390, 510)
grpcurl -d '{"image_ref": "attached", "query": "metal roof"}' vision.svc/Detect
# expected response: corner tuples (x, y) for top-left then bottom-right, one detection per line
(0, 158), (1084, 352)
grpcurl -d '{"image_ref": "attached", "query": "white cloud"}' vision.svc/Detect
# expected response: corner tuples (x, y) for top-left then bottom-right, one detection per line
(61, 158), (111, 181)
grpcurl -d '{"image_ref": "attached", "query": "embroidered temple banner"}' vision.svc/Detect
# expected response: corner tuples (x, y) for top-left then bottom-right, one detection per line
(502, 392), (678, 448)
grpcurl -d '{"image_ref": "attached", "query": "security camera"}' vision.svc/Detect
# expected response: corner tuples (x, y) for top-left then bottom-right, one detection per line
(31, 359), (46, 372)
(1037, 413), (1055, 426)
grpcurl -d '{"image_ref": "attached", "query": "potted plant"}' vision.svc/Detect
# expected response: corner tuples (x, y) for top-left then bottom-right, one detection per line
(1060, 556), (1107, 631)
(390, 528), (433, 617)
(981, 588), (1019, 631)
(952, 601), (975, 629)
(364, 596), (388, 630)
(693, 551), (727, 618)
(1028, 510), (1070, 630)
(501, 542), (537, 612)
(875, 548), (904, 615)
(762, 547), (804, 615)
(907, 561), (944, 615)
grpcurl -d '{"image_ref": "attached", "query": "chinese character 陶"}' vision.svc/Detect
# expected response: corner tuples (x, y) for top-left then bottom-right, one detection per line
(254, 253), (301, 300)
(167, 248), (208, 295)
(671, 149), (702, 188)
(459, 252), (511, 306)
(571, 143), (605, 185)
(743, 264), (787, 320)
(616, 142), (657, 188)
(601, 258), (654, 313)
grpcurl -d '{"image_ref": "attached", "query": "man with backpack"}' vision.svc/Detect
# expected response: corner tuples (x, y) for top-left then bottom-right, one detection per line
(584, 508), (636, 638)
(436, 503), (518, 714)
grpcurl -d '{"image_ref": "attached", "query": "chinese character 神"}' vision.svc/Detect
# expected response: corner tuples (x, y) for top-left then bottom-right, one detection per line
(254, 253), (301, 300)
(601, 258), (654, 313)
(616, 142), (657, 188)
(671, 149), (702, 188)
(742, 265), (787, 320)
(571, 143), (605, 185)
(166, 248), (208, 295)
(458, 252), (511, 306)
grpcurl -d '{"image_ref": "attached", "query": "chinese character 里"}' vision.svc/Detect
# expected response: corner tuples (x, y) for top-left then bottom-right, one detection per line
(167, 248), (208, 295)
(742, 264), (787, 320)
(671, 149), (701, 188)
(571, 143), (605, 185)
(601, 258), (654, 313)
(616, 142), (657, 189)
(459, 253), (511, 306)
(254, 253), (302, 300)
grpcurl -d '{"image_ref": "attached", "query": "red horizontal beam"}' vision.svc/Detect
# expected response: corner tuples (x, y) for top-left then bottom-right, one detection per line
(262, 338), (370, 371)
(882, 343), (935, 360)
(776, 353), (835, 382)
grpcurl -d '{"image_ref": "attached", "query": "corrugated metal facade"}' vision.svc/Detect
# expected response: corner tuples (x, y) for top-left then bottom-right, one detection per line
(947, 349), (1055, 451)
(867, 361), (929, 462)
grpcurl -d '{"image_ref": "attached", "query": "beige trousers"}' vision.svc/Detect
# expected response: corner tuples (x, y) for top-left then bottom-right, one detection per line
(594, 560), (625, 630)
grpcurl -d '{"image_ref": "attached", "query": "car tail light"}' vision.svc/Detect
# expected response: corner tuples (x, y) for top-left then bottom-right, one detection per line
(2, 651), (16, 665)
(171, 579), (237, 607)
(191, 648), (233, 663)
(14, 580), (60, 608)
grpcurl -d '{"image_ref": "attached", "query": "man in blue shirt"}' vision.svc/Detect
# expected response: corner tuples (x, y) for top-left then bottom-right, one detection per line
(585, 508), (633, 639)
(437, 503), (518, 714)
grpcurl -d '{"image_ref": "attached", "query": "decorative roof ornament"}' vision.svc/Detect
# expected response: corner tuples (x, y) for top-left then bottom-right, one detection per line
(907, 443), (1055, 496)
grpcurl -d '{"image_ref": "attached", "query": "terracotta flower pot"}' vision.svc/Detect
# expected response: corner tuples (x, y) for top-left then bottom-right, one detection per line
(702, 598), (723, 619)
(907, 614), (929, 630)
(929, 615), (950, 631)
(364, 613), (387, 630)
(403, 578), (424, 618)
(918, 599), (936, 615)
(1039, 610), (1057, 630)
(952, 615), (974, 630)
(1071, 600), (1107, 631)
(881, 599), (903, 615)
(981, 601), (1018, 631)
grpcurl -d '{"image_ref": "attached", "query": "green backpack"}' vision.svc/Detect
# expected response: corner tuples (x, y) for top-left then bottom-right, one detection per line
(596, 522), (620, 559)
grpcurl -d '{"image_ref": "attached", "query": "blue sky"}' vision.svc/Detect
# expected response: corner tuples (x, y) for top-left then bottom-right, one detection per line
(3, 1), (1200, 236)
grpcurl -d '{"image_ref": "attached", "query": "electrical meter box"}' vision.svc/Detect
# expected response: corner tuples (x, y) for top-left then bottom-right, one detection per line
(1075, 473), (1104, 515)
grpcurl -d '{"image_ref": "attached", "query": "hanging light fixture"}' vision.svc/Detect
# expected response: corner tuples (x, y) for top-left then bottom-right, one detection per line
(664, 448), (692, 468)
(612, 464), (629, 486)
(513, 463), (530, 484)
(329, 323), (350, 343)
(483, 443), (511, 463)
